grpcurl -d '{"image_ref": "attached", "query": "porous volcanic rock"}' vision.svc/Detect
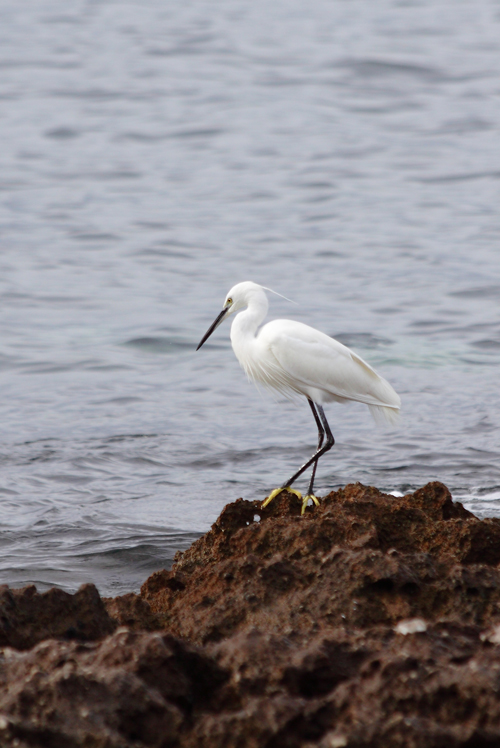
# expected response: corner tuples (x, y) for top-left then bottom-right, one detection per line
(0, 582), (115, 650)
(3, 481), (500, 748)
(140, 482), (500, 644)
(0, 628), (228, 748)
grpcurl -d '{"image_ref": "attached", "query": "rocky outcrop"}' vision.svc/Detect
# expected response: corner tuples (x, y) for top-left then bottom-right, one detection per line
(140, 482), (500, 643)
(0, 582), (115, 649)
(2, 482), (500, 747)
(0, 628), (227, 748)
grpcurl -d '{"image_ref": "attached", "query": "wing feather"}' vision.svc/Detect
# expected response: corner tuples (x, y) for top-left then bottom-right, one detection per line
(259, 320), (400, 412)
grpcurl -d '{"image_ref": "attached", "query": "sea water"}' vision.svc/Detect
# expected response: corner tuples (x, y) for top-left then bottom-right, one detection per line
(0, 0), (499, 594)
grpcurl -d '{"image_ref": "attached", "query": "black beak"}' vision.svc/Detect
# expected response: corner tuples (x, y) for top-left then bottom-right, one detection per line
(196, 307), (230, 350)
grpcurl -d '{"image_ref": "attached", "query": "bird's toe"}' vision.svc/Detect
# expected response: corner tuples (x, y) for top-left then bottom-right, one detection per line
(301, 494), (320, 515)
(262, 486), (302, 509)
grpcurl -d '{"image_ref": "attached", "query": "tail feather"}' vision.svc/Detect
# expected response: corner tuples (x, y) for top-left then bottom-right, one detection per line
(368, 404), (400, 426)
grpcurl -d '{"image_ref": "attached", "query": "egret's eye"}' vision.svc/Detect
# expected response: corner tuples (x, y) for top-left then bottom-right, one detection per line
(226, 297), (233, 305)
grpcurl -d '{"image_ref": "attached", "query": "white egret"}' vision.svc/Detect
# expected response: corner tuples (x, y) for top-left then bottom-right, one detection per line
(197, 281), (400, 514)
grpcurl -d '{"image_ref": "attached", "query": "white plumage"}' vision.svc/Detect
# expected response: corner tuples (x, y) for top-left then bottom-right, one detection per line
(197, 281), (400, 512)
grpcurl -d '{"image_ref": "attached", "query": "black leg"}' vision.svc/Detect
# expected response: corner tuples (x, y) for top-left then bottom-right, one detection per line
(306, 400), (324, 496)
(281, 402), (334, 490)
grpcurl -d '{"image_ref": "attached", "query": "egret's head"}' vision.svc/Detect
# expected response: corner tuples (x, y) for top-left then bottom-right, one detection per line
(196, 281), (266, 350)
(222, 281), (265, 317)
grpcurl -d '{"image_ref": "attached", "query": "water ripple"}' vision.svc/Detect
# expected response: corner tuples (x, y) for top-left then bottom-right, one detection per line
(0, 0), (499, 595)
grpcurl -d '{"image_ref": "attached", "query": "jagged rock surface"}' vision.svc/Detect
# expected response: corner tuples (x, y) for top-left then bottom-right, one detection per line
(140, 482), (500, 644)
(2, 482), (500, 747)
(0, 628), (228, 748)
(0, 582), (115, 650)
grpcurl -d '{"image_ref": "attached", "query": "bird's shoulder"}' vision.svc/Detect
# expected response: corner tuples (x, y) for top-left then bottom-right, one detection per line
(258, 319), (353, 359)
(259, 319), (351, 354)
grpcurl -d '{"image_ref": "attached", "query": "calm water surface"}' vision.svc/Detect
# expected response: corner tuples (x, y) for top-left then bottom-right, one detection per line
(0, 0), (499, 594)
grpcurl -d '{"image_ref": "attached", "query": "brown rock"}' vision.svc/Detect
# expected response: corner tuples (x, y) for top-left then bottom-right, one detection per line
(0, 628), (228, 748)
(190, 622), (500, 748)
(104, 592), (162, 631)
(4, 481), (500, 747)
(0, 582), (115, 650)
(140, 482), (500, 644)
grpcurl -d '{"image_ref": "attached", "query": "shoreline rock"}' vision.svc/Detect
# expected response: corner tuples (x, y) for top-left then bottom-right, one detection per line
(2, 482), (500, 747)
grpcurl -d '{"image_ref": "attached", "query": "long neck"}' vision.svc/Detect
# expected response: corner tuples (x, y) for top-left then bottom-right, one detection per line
(230, 292), (268, 364)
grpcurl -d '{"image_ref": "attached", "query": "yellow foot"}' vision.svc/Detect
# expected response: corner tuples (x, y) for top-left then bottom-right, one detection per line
(301, 494), (320, 515)
(262, 486), (302, 509)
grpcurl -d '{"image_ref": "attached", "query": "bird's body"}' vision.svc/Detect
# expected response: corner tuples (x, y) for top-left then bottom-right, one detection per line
(197, 281), (400, 513)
